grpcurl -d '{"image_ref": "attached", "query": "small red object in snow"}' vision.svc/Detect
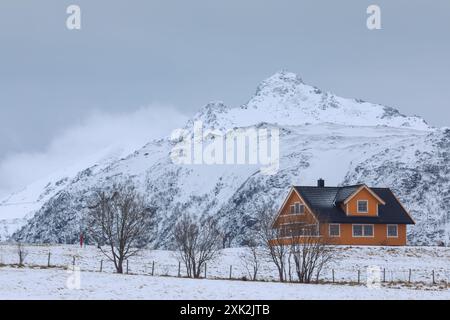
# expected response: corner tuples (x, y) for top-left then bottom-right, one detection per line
(80, 233), (84, 248)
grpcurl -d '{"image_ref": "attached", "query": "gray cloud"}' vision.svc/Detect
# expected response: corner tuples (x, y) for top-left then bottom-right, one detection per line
(0, 105), (187, 196)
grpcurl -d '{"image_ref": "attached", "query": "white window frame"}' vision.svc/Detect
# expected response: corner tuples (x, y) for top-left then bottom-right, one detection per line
(289, 205), (295, 215)
(352, 224), (374, 238)
(329, 224), (340, 237)
(289, 202), (305, 215)
(387, 224), (398, 238)
(357, 200), (369, 213)
(294, 202), (305, 215)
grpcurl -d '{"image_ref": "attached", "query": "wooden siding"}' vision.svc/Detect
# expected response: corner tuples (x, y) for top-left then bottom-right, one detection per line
(274, 190), (317, 227)
(346, 187), (382, 217)
(320, 223), (407, 246)
(271, 224), (407, 246)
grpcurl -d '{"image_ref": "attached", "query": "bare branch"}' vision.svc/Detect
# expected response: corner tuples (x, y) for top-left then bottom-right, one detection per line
(174, 214), (222, 278)
(86, 180), (157, 274)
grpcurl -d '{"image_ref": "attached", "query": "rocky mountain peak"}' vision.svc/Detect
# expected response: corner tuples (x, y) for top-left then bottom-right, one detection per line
(255, 70), (304, 95)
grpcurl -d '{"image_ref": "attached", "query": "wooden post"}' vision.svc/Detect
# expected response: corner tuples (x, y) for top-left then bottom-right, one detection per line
(100, 260), (103, 272)
(126, 260), (129, 274)
(178, 261), (181, 277)
(408, 269), (411, 283)
(357, 270), (360, 284)
(432, 270), (435, 284)
(383, 268), (386, 283)
(332, 269), (335, 283)
(152, 261), (155, 276)
(204, 263), (207, 278)
(47, 252), (51, 267)
(229, 265), (233, 280)
(72, 256), (76, 267)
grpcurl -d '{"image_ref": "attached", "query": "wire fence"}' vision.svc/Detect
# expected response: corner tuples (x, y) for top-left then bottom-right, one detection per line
(0, 244), (449, 286)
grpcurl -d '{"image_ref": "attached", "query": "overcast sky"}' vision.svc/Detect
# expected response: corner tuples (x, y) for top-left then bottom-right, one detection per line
(0, 0), (449, 195)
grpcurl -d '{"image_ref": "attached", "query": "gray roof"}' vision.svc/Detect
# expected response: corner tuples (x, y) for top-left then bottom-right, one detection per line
(333, 185), (362, 203)
(293, 186), (415, 225)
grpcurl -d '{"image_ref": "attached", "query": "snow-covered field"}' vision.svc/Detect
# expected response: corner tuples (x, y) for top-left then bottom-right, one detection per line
(1, 267), (449, 300)
(1, 244), (450, 299)
(1, 244), (450, 283)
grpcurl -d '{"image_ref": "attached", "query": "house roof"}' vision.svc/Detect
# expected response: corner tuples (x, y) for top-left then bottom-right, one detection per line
(333, 185), (362, 203)
(293, 186), (415, 225)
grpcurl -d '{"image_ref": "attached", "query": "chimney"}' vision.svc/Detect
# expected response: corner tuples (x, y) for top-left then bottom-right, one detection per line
(317, 178), (325, 187)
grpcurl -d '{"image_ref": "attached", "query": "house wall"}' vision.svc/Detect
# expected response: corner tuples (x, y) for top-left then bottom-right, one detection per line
(346, 188), (381, 217)
(321, 223), (407, 246)
(272, 224), (407, 246)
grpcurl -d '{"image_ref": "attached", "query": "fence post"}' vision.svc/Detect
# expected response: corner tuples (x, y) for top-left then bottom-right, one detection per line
(72, 256), (76, 267)
(229, 265), (233, 280)
(357, 270), (360, 284)
(383, 268), (386, 283)
(408, 269), (411, 283)
(204, 263), (207, 278)
(100, 260), (103, 272)
(332, 269), (335, 283)
(47, 252), (51, 267)
(178, 261), (181, 277)
(432, 270), (435, 284)
(152, 261), (155, 276)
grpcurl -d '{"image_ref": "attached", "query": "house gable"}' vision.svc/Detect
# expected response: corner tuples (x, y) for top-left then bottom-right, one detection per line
(273, 188), (318, 227)
(343, 186), (384, 217)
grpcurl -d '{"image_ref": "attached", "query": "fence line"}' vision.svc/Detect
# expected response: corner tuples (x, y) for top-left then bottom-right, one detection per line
(2, 256), (449, 285)
(1, 245), (449, 286)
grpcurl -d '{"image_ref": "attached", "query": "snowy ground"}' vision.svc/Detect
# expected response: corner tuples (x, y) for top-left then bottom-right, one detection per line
(1, 244), (450, 283)
(1, 244), (450, 299)
(0, 267), (449, 300)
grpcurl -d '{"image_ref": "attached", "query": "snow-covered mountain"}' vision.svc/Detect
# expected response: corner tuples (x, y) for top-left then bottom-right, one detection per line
(0, 145), (144, 240)
(2, 71), (449, 247)
(193, 72), (429, 131)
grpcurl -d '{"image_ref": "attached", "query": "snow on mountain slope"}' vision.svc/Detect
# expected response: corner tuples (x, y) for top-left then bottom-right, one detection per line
(0, 145), (143, 240)
(4, 71), (449, 247)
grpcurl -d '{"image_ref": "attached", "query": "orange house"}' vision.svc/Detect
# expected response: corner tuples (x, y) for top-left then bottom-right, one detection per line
(272, 179), (415, 246)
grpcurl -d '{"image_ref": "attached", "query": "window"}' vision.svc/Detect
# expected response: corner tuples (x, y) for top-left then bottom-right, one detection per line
(290, 202), (304, 215)
(290, 205), (295, 214)
(279, 223), (319, 237)
(357, 200), (368, 213)
(363, 225), (374, 237)
(329, 224), (340, 237)
(353, 225), (363, 237)
(280, 225), (291, 238)
(387, 225), (398, 237)
(294, 202), (305, 214)
(352, 224), (374, 237)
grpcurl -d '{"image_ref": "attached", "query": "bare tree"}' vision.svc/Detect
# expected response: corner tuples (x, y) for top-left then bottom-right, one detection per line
(17, 242), (28, 267)
(254, 201), (336, 283)
(288, 223), (335, 283)
(239, 237), (262, 281)
(256, 205), (290, 282)
(174, 214), (222, 278)
(87, 181), (157, 274)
